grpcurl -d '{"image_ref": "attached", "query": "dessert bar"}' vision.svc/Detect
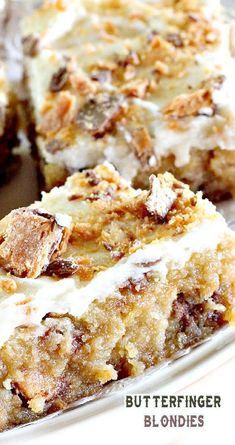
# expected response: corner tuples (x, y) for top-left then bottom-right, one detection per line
(22, 0), (235, 199)
(0, 164), (234, 431)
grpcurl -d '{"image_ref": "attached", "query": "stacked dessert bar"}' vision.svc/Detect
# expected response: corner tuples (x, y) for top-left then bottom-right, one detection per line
(22, 0), (235, 199)
(0, 163), (234, 430)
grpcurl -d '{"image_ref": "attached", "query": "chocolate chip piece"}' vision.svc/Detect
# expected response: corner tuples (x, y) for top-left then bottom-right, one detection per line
(22, 34), (40, 57)
(11, 383), (29, 407)
(212, 74), (226, 90)
(118, 50), (140, 67)
(120, 275), (149, 293)
(147, 30), (159, 43)
(103, 242), (124, 260)
(49, 67), (69, 93)
(85, 170), (100, 186)
(206, 311), (225, 327)
(90, 70), (112, 84)
(46, 139), (67, 154)
(45, 258), (79, 278)
(32, 209), (57, 221)
(134, 259), (161, 268)
(103, 242), (113, 251)
(111, 251), (124, 260)
(76, 94), (123, 137)
(188, 13), (199, 22)
(166, 33), (184, 48)
(172, 294), (190, 322)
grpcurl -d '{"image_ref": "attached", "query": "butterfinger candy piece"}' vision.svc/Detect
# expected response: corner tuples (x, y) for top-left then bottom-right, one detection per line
(0, 208), (71, 278)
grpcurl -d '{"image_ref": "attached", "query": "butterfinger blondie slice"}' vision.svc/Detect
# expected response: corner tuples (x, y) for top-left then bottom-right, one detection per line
(22, 0), (235, 199)
(0, 164), (234, 431)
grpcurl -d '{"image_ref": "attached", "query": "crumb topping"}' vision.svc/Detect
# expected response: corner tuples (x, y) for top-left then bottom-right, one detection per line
(164, 74), (226, 119)
(121, 78), (149, 99)
(40, 92), (76, 135)
(0, 277), (17, 294)
(131, 127), (156, 167)
(0, 164), (220, 282)
(164, 89), (214, 119)
(32, 165), (210, 274)
(145, 173), (177, 220)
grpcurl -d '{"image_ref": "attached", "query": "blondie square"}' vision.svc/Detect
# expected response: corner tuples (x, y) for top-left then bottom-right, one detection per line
(22, 0), (235, 199)
(0, 164), (234, 431)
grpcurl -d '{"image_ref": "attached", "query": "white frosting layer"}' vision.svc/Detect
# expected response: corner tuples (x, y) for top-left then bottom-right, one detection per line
(0, 212), (231, 349)
(22, 0), (86, 48)
(105, 53), (235, 176)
